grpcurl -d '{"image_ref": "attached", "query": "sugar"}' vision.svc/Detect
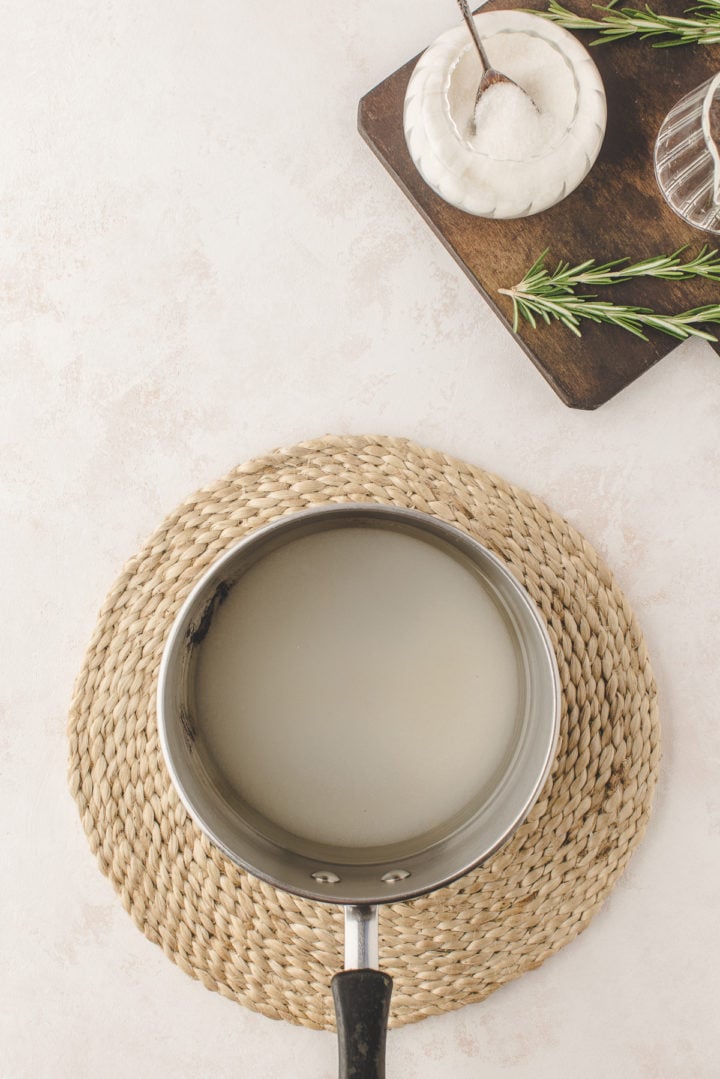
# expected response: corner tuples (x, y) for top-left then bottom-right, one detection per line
(472, 82), (559, 160)
(405, 13), (607, 217)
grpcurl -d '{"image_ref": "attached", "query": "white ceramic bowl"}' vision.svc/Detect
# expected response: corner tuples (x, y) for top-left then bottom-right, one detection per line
(404, 11), (607, 219)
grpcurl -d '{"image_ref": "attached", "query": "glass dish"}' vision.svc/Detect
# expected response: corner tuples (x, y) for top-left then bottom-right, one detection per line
(403, 11), (606, 219)
(654, 72), (720, 236)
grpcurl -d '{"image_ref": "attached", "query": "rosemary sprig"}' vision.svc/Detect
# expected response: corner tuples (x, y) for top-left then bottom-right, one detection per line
(499, 249), (720, 340)
(515, 246), (720, 290)
(540, 0), (720, 46)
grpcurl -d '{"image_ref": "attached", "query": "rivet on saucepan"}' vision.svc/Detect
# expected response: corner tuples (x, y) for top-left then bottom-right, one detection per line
(311, 870), (341, 884)
(381, 869), (411, 883)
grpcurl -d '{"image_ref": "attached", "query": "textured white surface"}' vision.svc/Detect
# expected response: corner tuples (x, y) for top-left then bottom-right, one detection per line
(1, 2), (719, 1076)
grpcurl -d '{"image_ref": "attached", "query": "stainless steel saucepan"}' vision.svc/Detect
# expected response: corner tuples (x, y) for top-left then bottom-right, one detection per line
(157, 504), (560, 1078)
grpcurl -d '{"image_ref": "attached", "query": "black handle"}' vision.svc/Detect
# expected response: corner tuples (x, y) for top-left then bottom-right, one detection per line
(331, 968), (393, 1079)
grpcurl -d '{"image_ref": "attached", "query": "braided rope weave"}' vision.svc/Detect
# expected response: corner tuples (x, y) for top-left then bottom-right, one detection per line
(68, 435), (660, 1030)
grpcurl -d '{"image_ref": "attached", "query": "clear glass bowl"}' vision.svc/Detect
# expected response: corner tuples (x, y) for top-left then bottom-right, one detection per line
(403, 11), (606, 219)
(654, 72), (720, 236)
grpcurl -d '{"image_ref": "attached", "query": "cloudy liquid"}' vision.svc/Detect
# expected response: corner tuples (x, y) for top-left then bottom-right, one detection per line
(192, 527), (521, 851)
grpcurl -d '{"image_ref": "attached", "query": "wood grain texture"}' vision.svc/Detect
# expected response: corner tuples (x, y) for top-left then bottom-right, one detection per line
(358, 0), (720, 409)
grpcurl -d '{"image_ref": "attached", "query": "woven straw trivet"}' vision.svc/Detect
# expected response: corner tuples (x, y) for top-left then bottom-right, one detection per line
(68, 434), (660, 1031)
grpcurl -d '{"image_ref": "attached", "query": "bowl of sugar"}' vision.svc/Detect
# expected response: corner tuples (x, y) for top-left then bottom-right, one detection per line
(404, 10), (606, 219)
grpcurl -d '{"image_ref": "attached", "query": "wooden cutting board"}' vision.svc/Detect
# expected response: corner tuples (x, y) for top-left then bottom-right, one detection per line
(358, 0), (720, 409)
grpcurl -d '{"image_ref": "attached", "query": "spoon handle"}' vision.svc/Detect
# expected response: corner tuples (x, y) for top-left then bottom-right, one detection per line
(456, 0), (491, 73)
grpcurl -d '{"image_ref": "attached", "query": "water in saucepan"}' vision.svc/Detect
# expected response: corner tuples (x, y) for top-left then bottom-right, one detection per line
(192, 526), (521, 851)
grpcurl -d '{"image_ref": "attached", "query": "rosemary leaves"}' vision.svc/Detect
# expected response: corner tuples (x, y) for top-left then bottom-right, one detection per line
(498, 248), (720, 340)
(540, 0), (720, 47)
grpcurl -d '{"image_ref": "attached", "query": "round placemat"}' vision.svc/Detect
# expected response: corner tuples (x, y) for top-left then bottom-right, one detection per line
(68, 434), (660, 1030)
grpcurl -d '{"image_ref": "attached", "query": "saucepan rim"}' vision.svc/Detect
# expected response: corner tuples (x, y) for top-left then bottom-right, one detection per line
(157, 503), (561, 905)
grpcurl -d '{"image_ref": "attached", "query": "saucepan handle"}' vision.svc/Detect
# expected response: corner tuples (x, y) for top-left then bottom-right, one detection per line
(332, 969), (393, 1079)
(332, 905), (393, 1079)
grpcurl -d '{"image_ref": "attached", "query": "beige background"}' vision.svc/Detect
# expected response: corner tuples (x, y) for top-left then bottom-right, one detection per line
(1, 2), (719, 1076)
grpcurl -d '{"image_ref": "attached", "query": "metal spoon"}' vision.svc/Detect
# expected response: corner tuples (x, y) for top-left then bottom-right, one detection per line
(456, 0), (522, 102)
